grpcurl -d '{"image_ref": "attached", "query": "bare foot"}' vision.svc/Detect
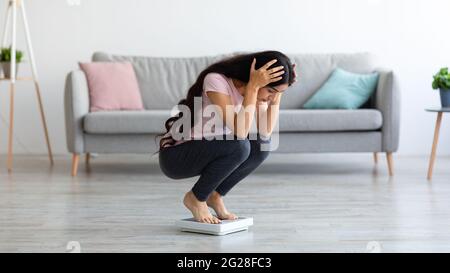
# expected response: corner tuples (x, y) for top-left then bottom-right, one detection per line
(183, 191), (221, 224)
(206, 191), (238, 220)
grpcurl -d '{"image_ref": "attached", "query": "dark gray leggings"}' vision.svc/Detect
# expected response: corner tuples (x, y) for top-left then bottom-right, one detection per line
(158, 134), (270, 201)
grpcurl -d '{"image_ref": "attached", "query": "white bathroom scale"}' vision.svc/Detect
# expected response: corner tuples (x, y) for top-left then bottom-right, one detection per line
(176, 217), (253, 236)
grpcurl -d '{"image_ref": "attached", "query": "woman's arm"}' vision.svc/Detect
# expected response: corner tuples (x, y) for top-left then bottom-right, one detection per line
(207, 83), (259, 139)
(256, 92), (282, 137)
(257, 63), (296, 136)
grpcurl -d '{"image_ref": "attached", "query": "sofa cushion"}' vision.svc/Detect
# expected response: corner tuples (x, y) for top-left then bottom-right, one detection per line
(303, 68), (379, 109)
(79, 62), (144, 112)
(84, 109), (382, 134)
(84, 110), (172, 134)
(278, 109), (383, 132)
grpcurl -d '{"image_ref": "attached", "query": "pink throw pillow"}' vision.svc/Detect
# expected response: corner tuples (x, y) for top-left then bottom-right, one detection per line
(79, 62), (144, 112)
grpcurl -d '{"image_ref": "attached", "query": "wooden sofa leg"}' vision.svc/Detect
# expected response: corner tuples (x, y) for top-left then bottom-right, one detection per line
(386, 152), (394, 176)
(373, 152), (378, 164)
(72, 154), (80, 177)
(85, 153), (91, 171)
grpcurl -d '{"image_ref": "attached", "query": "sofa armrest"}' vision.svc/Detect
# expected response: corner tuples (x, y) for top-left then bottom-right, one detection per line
(64, 70), (89, 154)
(374, 69), (401, 152)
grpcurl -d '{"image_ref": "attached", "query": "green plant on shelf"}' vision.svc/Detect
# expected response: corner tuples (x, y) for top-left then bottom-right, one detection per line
(0, 47), (23, 63)
(432, 67), (450, 90)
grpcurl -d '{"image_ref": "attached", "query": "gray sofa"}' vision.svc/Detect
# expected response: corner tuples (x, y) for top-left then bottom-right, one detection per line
(64, 52), (400, 176)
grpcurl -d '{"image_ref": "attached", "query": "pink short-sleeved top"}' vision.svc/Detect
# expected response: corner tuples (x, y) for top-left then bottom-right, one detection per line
(162, 72), (244, 148)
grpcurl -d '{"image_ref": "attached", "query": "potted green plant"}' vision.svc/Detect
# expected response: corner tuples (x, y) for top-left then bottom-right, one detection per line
(0, 47), (23, 79)
(432, 67), (450, 108)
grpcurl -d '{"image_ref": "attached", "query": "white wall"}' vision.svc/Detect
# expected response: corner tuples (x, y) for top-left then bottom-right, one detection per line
(0, 0), (448, 155)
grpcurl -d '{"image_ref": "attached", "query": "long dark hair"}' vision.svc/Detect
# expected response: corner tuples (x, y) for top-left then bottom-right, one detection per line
(155, 50), (296, 152)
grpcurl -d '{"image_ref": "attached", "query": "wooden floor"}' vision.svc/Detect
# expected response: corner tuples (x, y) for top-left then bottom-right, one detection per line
(0, 153), (450, 253)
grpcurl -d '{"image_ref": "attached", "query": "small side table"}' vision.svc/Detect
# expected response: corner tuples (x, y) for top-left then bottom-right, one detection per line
(426, 107), (450, 180)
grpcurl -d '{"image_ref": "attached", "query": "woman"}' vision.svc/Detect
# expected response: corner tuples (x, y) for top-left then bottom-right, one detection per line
(157, 51), (296, 224)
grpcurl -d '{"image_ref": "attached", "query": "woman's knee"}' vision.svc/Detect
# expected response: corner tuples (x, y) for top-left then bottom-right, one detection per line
(228, 139), (251, 163)
(254, 149), (270, 163)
